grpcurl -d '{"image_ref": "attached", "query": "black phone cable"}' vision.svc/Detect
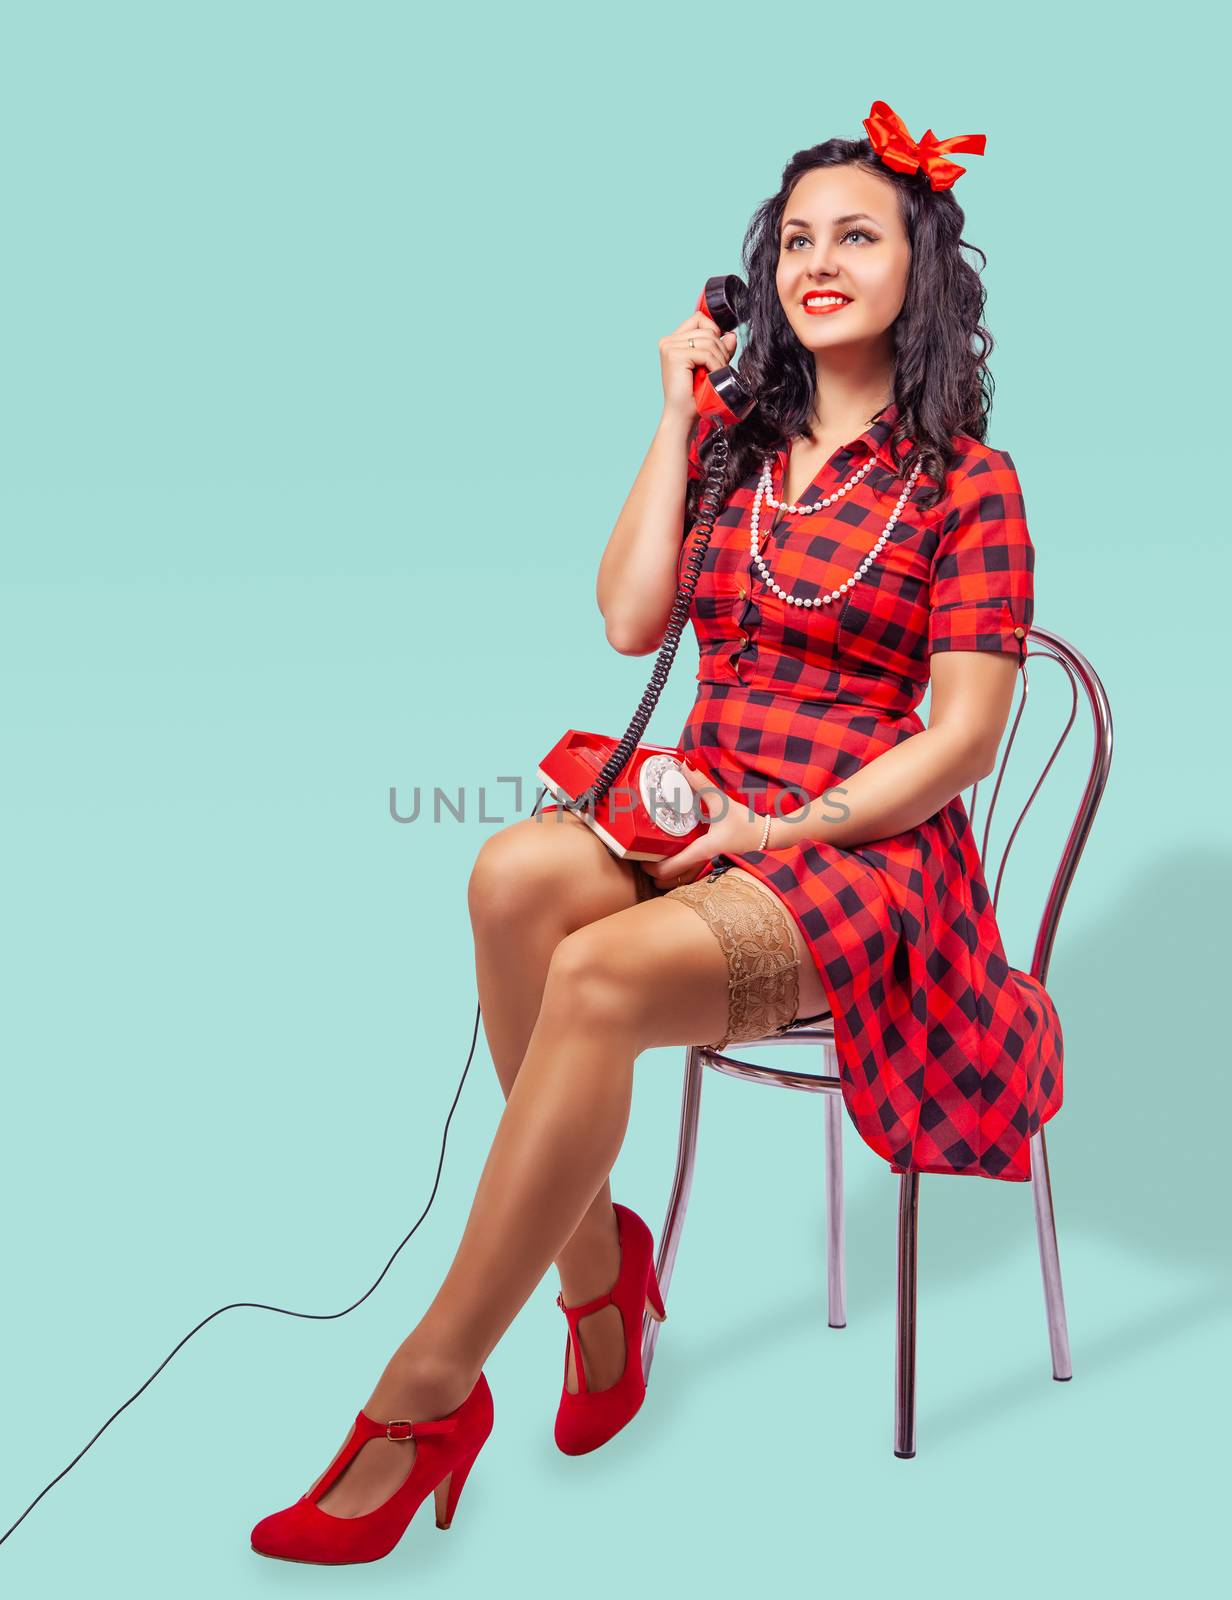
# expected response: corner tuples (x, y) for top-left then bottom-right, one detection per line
(0, 989), (486, 1549)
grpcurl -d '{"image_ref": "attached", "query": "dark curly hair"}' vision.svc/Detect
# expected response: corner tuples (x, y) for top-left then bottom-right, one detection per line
(686, 136), (995, 524)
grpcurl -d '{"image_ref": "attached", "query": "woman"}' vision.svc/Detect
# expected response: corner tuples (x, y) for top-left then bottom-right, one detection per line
(250, 104), (1064, 1565)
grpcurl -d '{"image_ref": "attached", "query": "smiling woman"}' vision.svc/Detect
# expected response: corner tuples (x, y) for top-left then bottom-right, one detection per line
(777, 182), (912, 385)
(682, 139), (996, 531)
(247, 102), (1061, 1567)
(629, 129), (1057, 1188)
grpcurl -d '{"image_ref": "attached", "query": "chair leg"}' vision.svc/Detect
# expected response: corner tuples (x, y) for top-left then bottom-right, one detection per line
(823, 1056), (846, 1328)
(1029, 1125), (1073, 1380)
(893, 1170), (919, 1458)
(642, 1045), (705, 1383)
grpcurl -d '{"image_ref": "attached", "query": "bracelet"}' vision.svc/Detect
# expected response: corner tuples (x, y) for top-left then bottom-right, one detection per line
(758, 812), (773, 850)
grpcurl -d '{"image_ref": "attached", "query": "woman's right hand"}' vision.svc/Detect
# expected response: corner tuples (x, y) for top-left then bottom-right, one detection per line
(659, 313), (739, 423)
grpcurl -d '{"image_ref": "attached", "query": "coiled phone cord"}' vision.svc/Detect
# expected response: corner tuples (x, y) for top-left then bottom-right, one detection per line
(563, 425), (731, 818)
(0, 419), (731, 1552)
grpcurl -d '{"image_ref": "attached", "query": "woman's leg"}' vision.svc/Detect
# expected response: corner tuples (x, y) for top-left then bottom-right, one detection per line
(466, 807), (658, 1396)
(313, 887), (738, 1516)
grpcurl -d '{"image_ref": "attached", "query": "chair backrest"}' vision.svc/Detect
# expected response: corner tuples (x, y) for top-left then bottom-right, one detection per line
(963, 625), (1114, 989)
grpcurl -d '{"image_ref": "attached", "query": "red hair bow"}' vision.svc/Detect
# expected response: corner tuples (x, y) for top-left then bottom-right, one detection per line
(862, 99), (986, 192)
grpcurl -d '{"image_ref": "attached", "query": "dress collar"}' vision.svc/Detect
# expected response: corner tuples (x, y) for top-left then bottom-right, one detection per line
(775, 400), (913, 482)
(865, 401), (912, 470)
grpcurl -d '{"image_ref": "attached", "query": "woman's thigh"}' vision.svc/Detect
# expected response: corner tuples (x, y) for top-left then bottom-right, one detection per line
(544, 866), (828, 1053)
(721, 867), (830, 1021)
(632, 861), (830, 1023)
(541, 893), (736, 1052)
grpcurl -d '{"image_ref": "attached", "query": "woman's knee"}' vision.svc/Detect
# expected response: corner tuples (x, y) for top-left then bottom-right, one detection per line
(467, 815), (567, 927)
(469, 808), (640, 935)
(540, 923), (648, 1035)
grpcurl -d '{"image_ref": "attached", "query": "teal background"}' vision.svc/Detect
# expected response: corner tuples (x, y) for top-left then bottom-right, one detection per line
(2, 1), (1226, 1592)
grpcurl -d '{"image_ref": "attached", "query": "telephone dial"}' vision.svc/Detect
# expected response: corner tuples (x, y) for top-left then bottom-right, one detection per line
(538, 274), (755, 863)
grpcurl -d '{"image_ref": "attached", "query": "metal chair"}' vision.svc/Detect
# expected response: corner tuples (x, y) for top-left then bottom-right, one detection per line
(641, 625), (1114, 1456)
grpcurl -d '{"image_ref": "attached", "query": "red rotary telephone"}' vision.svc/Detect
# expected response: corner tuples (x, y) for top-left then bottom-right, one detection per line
(537, 275), (756, 863)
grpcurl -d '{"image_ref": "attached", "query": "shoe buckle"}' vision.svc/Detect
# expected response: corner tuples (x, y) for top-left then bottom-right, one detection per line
(384, 1420), (415, 1441)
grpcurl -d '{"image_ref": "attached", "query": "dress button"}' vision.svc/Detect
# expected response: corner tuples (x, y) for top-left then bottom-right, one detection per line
(1013, 626), (1025, 638)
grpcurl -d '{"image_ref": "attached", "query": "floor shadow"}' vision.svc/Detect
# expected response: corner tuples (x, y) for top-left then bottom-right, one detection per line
(923, 1283), (1232, 1445)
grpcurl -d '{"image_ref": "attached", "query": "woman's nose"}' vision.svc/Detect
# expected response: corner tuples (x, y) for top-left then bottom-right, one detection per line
(805, 253), (841, 279)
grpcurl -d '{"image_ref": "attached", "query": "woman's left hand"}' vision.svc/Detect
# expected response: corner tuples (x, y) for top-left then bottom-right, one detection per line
(641, 761), (767, 891)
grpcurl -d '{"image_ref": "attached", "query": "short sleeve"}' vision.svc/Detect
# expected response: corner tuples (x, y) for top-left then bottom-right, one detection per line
(927, 448), (1035, 663)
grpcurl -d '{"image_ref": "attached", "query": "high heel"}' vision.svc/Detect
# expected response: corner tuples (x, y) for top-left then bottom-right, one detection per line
(250, 1371), (494, 1565)
(554, 1202), (667, 1456)
(433, 1437), (483, 1530)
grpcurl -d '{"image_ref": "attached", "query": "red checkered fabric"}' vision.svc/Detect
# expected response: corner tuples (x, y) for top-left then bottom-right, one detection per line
(667, 402), (1063, 1183)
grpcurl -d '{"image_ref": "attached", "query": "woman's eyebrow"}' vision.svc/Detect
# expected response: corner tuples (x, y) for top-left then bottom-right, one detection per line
(781, 211), (880, 230)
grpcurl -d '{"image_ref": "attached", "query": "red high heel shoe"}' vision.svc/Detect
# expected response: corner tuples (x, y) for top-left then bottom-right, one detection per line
(554, 1201), (667, 1456)
(250, 1371), (494, 1565)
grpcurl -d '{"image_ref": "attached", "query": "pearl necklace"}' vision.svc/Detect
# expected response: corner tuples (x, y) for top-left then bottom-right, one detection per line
(750, 451), (923, 607)
(764, 451), (876, 514)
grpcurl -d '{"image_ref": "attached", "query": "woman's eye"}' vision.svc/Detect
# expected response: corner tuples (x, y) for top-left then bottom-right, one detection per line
(785, 228), (877, 250)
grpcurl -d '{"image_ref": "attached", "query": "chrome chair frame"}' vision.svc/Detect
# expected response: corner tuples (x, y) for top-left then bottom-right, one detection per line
(641, 626), (1113, 1457)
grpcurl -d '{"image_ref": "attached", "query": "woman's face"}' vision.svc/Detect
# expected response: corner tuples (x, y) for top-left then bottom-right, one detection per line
(774, 165), (911, 358)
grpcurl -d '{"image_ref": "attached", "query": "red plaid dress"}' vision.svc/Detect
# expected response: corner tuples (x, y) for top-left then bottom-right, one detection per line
(671, 401), (1063, 1183)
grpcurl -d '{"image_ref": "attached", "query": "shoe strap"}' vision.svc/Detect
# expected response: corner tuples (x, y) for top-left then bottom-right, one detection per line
(555, 1286), (615, 1324)
(306, 1408), (461, 1503)
(555, 1205), (636, 1398)
(555, 1288), (617, 1398)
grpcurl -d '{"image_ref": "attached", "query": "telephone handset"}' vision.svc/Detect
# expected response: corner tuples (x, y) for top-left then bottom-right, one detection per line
(692, 274), (755, 428)
(538, 275), (755, 863)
